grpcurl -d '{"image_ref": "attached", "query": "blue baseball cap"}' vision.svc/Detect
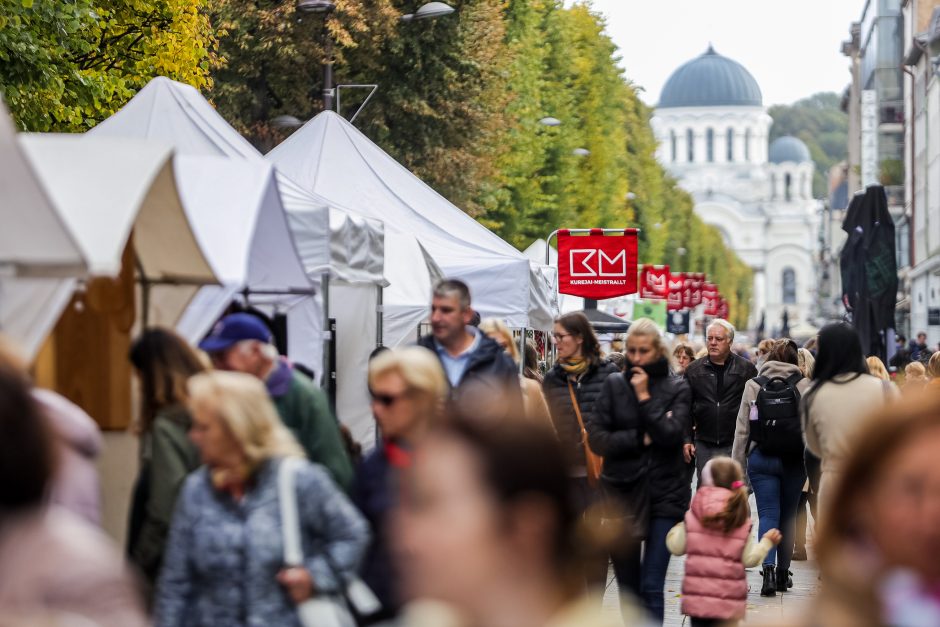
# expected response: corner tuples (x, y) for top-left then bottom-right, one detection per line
(199, 313), (272, 353)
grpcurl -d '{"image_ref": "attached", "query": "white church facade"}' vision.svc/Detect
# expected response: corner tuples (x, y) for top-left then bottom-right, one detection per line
(650, 46), (820, 336)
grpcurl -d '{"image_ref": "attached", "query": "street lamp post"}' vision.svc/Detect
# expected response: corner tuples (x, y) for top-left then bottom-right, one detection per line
(296, 0), (336, 111)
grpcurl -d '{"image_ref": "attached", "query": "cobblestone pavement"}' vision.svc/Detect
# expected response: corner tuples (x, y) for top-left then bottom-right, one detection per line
(602, 495), (819, 625)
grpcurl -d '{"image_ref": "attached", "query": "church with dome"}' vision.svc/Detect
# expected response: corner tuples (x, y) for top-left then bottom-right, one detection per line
(650, 45), (820, 336)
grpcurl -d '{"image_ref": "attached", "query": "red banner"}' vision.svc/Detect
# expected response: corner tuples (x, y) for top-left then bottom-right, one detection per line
(667, 272), (685, 311)
(702, 282), (720, 316)
(557, 229), (639, 299)
(639, 264), (669, 300)
(717, 298), (730, 320)
(690, 273), (705, 308)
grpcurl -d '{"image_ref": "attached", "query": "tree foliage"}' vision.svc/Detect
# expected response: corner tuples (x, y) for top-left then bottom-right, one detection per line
(0, 0), (217, 131)
(769, 92), (848, 197)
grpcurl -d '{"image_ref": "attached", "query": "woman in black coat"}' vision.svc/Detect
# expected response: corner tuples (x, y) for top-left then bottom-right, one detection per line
(542, 311), (619, 590)
(588, 318), (692, 623)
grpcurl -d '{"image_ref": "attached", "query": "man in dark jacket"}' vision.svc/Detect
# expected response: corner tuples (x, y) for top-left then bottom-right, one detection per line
(417, 279), (523, 418)
(683, 319), (757, 484)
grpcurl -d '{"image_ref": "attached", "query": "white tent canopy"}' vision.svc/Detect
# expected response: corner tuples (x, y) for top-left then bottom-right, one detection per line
(1, 133), (217, 358)
(266, 111), (557, 331)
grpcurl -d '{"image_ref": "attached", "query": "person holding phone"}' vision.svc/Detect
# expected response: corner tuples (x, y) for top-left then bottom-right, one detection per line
(588, 318), (692, 622)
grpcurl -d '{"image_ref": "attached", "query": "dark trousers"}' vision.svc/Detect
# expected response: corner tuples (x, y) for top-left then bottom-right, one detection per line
(690, 619), (734, 627)
(611, 516), (680, 623)
(694, 440), (732, 487)
(747, 448), (805, 573)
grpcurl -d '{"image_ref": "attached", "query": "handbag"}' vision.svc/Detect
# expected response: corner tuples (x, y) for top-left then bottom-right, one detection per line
(567, 379), (604, 487)
(278, 457), (381, 627)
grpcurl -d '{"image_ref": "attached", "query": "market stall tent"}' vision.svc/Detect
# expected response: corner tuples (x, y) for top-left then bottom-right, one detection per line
(266, 111), (557, 332)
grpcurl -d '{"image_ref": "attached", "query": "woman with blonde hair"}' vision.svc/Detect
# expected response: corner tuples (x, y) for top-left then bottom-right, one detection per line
(352, 347), (448, 619)
(155, 371), (369, 627)
(479, 318), (552, 427)
(798, 347), (816, 379)
(904, 360), (927, 391)
(866, 356), (891, 382)
(589, 318), (692, 621)
(797, 394), (940, 626)
(927, 352), (940, 388)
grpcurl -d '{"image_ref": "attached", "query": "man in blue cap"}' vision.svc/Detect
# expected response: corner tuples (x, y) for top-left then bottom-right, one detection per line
(199, 313), (353, 490)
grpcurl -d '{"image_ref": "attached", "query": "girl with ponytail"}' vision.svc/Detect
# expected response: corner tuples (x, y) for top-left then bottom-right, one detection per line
(666, 457), (782, 627)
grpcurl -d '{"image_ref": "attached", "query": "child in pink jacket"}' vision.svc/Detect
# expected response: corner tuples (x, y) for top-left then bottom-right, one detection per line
(667, 457), (781, 627)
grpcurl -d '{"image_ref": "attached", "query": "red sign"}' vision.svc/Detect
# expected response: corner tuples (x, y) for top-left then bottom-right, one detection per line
(667, 272), (685, 311)
(717, 298), (730, 320)
(702, 282), (720, 316)
(639, 264), (669, 300)
(690, 273), (705, 307)
(557, 229), (639, 299)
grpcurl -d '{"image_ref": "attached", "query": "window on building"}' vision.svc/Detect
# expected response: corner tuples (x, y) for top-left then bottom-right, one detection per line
(800, 173), (808, 199)
(744, 128), (751, 161)
(706, 128), (714, 162)
(726, 128), (734, 162)
(670, 130), (677, 162)
(785, 173), (792, 202)
(687, 128), (694, 162)
(770, 173), (776, 199)
(782, 268), (797, 304)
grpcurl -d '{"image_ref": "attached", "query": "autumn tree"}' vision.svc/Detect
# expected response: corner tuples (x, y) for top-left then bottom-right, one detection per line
(0, 0), (216, 131)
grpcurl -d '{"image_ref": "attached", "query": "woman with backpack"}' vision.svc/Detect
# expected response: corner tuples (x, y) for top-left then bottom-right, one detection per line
(588, 318), (691, 622)
(731, 338), (810, 597)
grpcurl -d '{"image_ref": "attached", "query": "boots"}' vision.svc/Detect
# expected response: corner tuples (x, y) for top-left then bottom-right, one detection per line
(760, 565), (777, 597)
(777, 569), (793, 592)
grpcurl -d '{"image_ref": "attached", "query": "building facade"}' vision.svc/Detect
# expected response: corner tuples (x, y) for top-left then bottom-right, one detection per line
(651, 46), (820, 336)
(902, 0), (940, 345)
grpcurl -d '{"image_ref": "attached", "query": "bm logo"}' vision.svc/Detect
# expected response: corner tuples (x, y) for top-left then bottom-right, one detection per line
(569, 249), (627, 277)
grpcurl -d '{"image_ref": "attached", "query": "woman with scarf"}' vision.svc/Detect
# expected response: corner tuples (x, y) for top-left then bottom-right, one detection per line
(542, 312), (620, 593)
(352, 346), (449, 621)
(588, 318), (692, 623)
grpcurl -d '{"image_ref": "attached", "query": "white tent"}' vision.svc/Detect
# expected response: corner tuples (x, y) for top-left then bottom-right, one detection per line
(0, 131), (217, 358)
(91, 77), (391, 446)
(523, 239), (579, 315)
(266, 111), (556, 331)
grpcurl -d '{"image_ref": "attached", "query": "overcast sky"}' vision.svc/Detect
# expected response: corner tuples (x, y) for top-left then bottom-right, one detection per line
(585, 0), (866, 107)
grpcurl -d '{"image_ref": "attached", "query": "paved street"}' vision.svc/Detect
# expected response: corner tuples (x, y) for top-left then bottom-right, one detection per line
(603, 495), (819, 625)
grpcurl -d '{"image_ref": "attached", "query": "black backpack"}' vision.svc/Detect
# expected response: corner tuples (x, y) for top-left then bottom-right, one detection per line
(750, 373), (803, 458)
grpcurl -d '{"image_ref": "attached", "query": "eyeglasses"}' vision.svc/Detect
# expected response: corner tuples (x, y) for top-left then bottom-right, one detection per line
(369, 389), (408, 407)
(552, 333), (572, 341)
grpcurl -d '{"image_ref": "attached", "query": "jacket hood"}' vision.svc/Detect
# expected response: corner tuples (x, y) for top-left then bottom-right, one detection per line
(757, 360), (803, 379)
(33, 388), (102, 459)
(690, 485), (736, 520)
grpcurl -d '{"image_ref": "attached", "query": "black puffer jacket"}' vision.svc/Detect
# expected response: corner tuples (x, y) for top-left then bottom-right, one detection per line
(587, 361), (692, 520)
(543, 360), (619, 471)
(684, 353), (757, 447)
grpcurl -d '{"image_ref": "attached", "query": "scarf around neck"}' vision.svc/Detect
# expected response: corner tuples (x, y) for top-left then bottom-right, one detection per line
(560, 357), (590, 377)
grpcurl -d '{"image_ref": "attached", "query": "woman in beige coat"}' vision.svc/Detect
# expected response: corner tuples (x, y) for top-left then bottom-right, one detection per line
(801, 324), (896, 523)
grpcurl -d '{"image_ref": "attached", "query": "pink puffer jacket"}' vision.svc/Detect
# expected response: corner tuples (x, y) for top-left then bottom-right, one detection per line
(681, 486), (751, 620)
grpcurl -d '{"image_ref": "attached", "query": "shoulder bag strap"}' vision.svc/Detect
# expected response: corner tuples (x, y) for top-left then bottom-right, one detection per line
(566, 379), (588, 437)
(278, 457), (304, 567)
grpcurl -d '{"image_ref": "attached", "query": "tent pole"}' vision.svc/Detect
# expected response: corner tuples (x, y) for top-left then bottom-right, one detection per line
(519, 328), (526, 376)
(322, 273), (331, 387)
(376, 285), (384, 348)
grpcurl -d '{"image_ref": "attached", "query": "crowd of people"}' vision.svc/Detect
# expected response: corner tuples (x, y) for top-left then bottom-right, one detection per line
(3, 278), (940, 626)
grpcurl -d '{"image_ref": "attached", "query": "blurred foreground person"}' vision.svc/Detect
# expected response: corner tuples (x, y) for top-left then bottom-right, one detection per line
(731, 339), (809, 596)
(802, 323), (895, 523)
(155, 371), (369, 627)
(126, 328), (204, 590)
(904, 361), (928, 392)
(200, 312), (353, 490)
(353, 347), (448, 621)
(542, 312), (619, 591)
(796, 393), (940, 627)
(668, 457), (781, 627)
(395, 417), (647, 627)
(0, 364), (147, 626)
(479, 318), (552, 427)
(927, 352), (940, 388)
(589, 318), (691, 621)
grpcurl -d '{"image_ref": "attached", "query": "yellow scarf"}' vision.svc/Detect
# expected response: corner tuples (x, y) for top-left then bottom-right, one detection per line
(560, 357), (589, 377)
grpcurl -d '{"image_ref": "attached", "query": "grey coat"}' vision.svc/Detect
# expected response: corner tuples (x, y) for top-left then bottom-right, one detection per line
(154, 457), (370, 627)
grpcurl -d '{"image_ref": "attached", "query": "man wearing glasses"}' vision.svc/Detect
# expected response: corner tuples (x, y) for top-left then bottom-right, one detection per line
(683, 319), (757, 484)
(417, 279), (523, 418)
